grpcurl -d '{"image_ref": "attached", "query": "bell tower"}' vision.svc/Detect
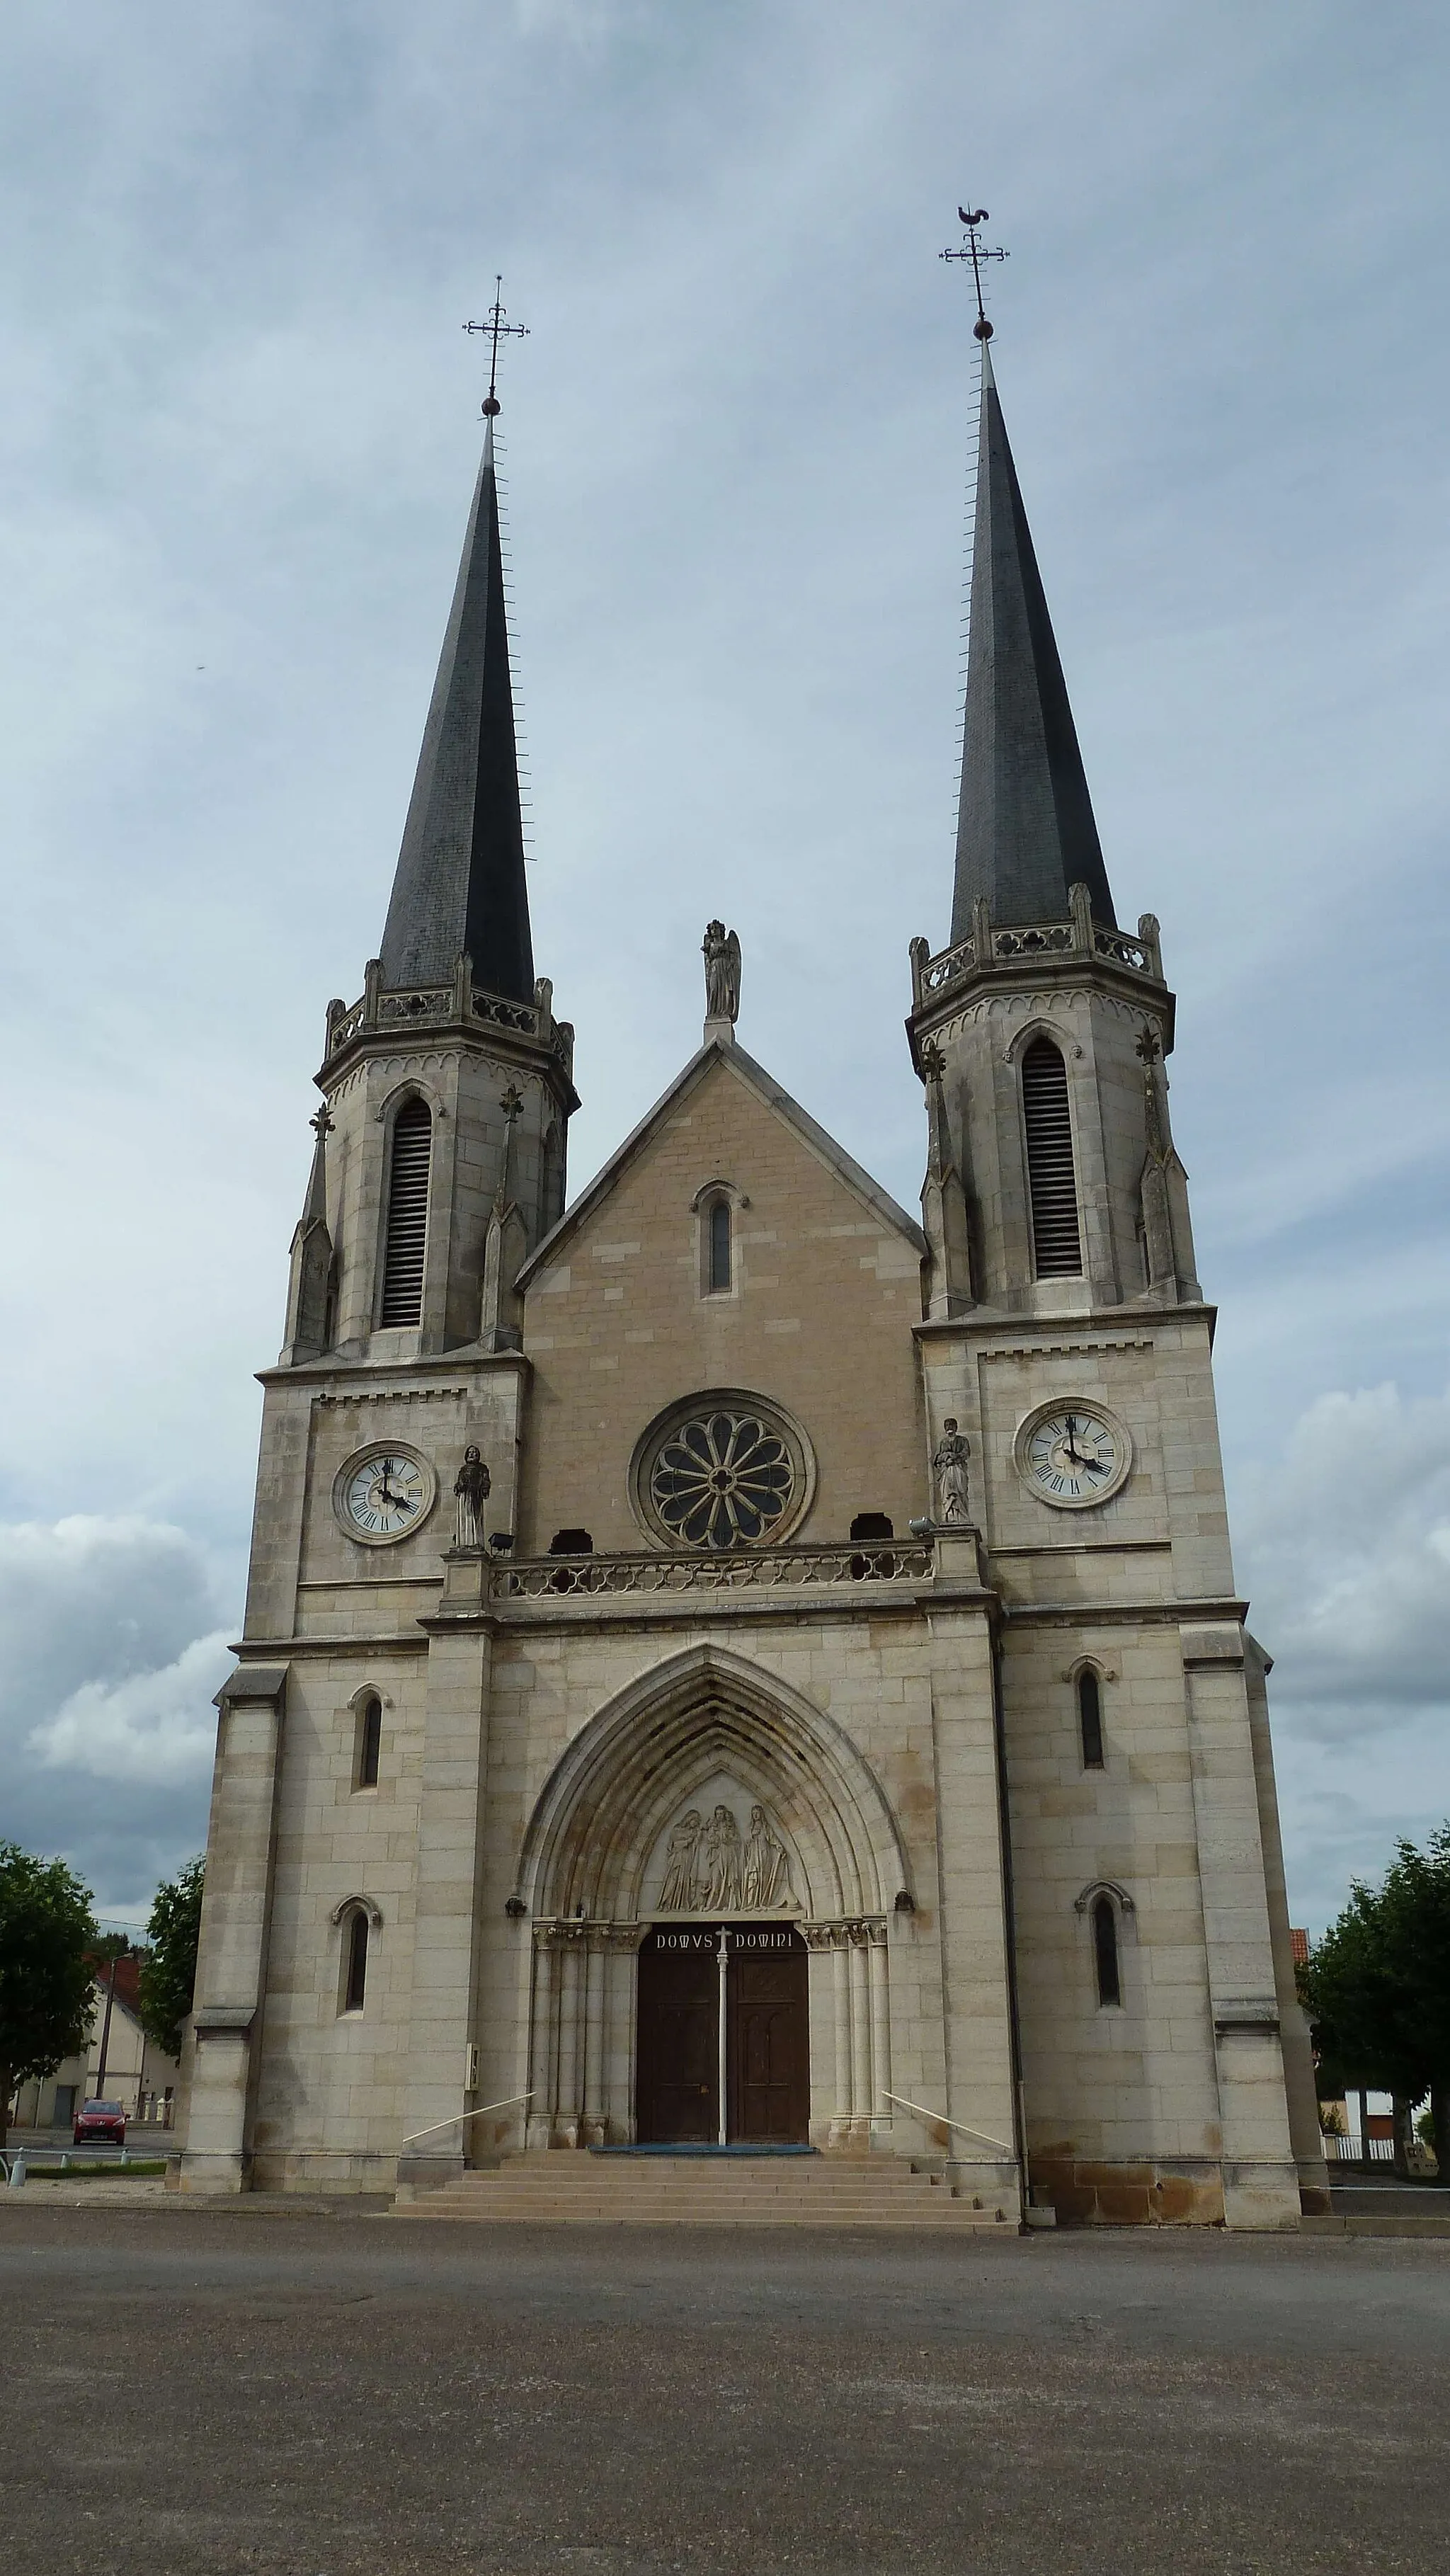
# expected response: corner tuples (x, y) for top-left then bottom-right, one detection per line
(908, 331), (1197, 1314)
(281, 346), (577, 1379)
(903, 234), (1325, 2230)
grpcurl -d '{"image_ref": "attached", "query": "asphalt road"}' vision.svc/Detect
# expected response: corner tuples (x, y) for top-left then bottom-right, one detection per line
(3, 2202), (1447, 2576)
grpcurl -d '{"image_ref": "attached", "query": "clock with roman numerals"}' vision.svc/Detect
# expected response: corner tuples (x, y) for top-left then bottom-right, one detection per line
(333, 1443), (437, 1545)
(1015, 1403), (1131, 1510)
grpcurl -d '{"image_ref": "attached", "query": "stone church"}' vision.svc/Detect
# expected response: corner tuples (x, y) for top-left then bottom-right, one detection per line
(182, 320), (1328, 2228)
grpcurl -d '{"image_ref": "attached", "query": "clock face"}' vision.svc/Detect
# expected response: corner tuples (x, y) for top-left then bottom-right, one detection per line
(335, 1446), (435, 1544)
(1016, 1406), (1130, 1510)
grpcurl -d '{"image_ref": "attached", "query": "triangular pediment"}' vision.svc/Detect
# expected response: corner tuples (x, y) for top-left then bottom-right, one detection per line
(515, 1038), (926, 1290)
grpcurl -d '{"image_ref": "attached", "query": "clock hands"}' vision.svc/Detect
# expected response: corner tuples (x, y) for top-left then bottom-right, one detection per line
(372, 1459), (416, 1517)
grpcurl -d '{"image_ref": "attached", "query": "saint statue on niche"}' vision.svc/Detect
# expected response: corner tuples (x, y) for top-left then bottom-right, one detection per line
(452, 1444), (491, 1549)
(931, 1419), (971, 1523)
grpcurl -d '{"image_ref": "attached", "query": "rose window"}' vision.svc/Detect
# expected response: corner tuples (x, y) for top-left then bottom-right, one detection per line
(641, 1403), (807, 1549)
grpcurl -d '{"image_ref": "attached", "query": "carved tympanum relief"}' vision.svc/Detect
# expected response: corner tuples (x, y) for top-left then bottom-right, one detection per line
(651, 1794), (797, 1914)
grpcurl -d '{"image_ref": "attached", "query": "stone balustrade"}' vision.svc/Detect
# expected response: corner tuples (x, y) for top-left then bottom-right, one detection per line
(909, 897), (1163, 1014)
(491, 1538), (934, 1601)
(323, 969), (575, 1070)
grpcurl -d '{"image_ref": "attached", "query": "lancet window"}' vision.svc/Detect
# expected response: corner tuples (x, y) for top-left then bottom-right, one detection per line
(1092, 1895), (1121, 2008)
(1021, 1038), (1083, 1277)
(343, 1908), (370, 2014)
(707, 1198), (731, 1294)
(1078, 1668), (1104, 1770)
(355, 1693), (382, 1790)
(379, 1098), (432, 1326)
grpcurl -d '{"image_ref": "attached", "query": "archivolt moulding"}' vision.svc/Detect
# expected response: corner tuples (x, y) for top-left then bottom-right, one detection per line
(375, 1073), (449, 1124)
(1073, 1879), (1134, 1916)
(1002, 1013), (1084, 1066)
(329, 1894), (384, 1929)
(513, 1641), (907, 1927)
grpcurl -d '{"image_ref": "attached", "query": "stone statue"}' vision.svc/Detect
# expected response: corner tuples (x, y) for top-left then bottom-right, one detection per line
(743, 1805), (792, 1910)
(658, 1810), (703, 1912)
(452, 1444), (491, 1549)
(931, 1419), (971, 1524)
(702, 921), (741, 1024)
(702, 1803), (743, 1912)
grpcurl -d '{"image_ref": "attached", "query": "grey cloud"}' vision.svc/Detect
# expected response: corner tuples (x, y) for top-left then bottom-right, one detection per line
(0, 1517), (227, 1919)
(1237, 1386), (1450, 1719)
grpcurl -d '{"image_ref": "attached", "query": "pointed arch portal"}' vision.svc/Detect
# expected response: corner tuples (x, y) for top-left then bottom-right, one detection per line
(514, 1645), (903, 2149)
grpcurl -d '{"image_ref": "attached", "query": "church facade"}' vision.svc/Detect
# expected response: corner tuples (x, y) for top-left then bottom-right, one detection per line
(181, 329), (1327, 2228)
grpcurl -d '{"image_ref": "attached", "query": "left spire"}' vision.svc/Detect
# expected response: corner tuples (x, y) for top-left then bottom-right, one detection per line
(379, 282), (535, 1003)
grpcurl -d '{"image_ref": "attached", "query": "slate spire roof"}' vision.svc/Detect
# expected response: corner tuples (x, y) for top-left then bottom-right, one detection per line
(379, 417), (535, 1003)
(951, 341), (1117, 939)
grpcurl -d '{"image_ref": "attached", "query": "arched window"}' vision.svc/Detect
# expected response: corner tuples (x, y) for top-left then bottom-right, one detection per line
(343, 1908), (369, 2014)
(1021, 1038), (1083, 1277)
(1078, 1668), (1104, 1770)
(708, 1198), (731, 1294)
(356, 1693), (382, 1790)
(379, 1098), (432, 1326)
(1092, 1895), (1121, 2008)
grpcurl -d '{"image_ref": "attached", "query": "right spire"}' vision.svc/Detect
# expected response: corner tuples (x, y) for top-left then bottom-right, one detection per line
(950, 331), (1118, 942)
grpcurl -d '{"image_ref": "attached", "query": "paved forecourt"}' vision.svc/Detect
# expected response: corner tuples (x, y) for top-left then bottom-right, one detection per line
(3, 2200), (1448, 2576)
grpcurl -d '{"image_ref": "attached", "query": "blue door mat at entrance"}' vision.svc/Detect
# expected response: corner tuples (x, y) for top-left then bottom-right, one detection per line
(588, 2143), (818, 2157)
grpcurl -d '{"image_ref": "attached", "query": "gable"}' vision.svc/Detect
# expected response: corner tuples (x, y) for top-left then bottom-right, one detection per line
(518, 1039), (925, 1288)
(515, 1043), (928, 1556)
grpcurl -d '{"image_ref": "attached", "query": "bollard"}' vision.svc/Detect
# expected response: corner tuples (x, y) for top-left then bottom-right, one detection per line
(6, 2152), (25, 2189)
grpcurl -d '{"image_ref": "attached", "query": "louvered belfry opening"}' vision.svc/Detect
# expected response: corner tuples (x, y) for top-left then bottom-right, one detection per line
(1021, 1037), (1083, 1277)
(379, 1098), (432, 1326)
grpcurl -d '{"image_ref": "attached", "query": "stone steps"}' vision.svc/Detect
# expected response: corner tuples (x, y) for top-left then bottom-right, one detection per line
(395, 2153), (1015, 2227)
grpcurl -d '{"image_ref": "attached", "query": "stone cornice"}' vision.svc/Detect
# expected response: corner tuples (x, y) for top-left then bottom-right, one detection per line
(1002, 1595), (1248, 1629)
(256, 1350), (532, 1393)
(913, 1306), (1217, 1345)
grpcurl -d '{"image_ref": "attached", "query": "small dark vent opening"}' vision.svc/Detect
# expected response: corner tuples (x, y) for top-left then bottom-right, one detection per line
(379, 1098), (432, 1326)
(849, 1512), (896, 1579)
(548, 1529), (594, 1556)
(1078, 1670), (1104, 1770)
(1092, 1896), (1121, 2008)
(1021, 1039), (1083, 1277)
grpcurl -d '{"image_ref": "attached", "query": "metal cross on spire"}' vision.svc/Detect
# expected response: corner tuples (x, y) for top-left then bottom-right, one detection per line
(463, 275), (529, 416)
(940, 206), (1009, 339)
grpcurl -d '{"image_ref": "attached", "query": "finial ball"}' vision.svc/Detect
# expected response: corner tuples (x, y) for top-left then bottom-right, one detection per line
(481, 395), (501, 416)
(974, 317), (993, 341)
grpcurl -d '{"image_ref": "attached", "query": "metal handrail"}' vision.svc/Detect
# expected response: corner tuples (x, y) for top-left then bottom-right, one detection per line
(883, 2092), (1014, 2156)
(401, 2091), (532, 2149)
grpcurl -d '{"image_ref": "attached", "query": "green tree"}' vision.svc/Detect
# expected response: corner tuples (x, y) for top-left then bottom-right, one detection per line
(0, 1844), (96, 2143)
(137, 1857), (205, 2060)
(1301, 1824), (1450, 2172)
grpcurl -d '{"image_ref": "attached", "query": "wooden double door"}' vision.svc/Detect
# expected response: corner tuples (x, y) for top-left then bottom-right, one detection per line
(636, 1926), (809, 2145)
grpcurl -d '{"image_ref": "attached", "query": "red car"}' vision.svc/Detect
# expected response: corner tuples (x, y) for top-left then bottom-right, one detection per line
(74, 2099), (126, 2147)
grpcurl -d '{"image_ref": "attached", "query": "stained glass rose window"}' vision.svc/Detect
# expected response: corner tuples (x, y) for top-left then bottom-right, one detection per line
(632, 1394), (813, 1550)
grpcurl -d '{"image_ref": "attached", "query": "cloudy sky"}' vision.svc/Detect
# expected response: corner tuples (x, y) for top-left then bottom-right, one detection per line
(1, 0), (1446, 1934)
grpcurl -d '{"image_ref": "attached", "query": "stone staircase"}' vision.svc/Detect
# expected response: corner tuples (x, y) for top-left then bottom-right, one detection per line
(394, 2150), (1017, 2228)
